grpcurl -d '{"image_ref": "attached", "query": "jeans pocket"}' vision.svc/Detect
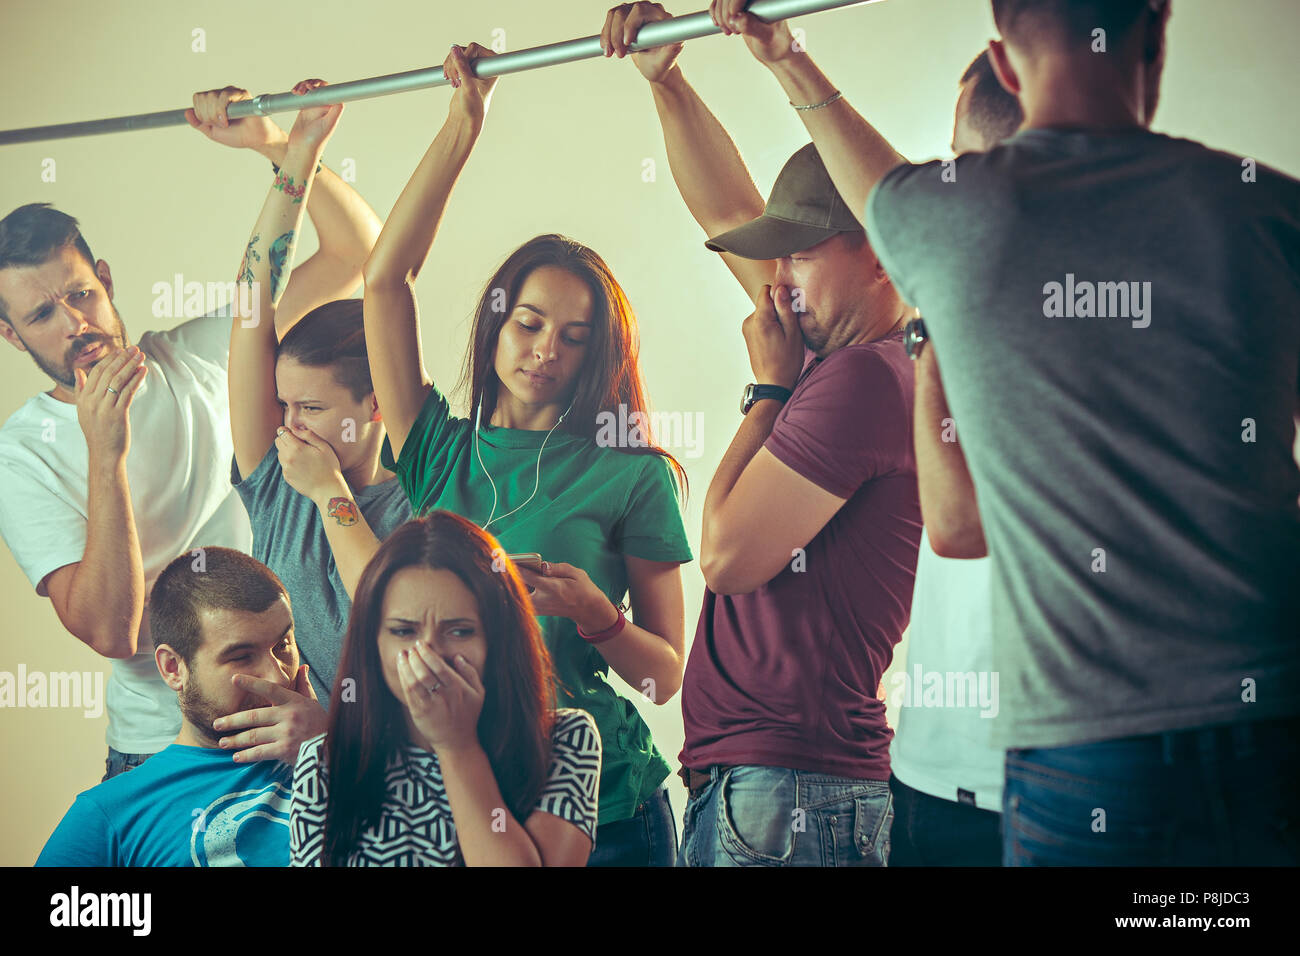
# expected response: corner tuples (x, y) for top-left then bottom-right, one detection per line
(852, 784), (893, 866)
(1007, 753), (1173, 865)
(1006, 789), (1103, 866)
(717, 767), (796, 866)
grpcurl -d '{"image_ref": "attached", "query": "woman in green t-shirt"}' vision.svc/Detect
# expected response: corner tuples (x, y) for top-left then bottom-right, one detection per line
(361, 42), (693, 866)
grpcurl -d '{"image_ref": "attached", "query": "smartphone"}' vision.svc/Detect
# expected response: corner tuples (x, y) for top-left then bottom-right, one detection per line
(507, 552), (544, 572)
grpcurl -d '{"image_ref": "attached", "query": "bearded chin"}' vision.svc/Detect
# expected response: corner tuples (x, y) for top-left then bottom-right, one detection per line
(178, 681), (227, 747)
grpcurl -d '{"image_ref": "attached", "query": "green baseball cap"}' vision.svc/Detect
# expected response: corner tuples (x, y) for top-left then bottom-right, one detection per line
(705, 143), (862, 260)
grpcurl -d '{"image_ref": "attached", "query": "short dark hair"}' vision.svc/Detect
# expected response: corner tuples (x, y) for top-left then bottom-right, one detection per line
(0, 203), (97, 325)
(149, 547), (288, 665)
(992, 0), (1152, 48)
(276, 298), (374, 402)
(961, 50), (1024, 147)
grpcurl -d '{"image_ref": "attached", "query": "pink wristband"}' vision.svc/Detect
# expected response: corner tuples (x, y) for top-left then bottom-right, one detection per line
(578, 607), (626, 644)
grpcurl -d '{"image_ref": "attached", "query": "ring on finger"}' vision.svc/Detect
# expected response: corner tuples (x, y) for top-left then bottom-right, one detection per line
(105, 385), (118, 394)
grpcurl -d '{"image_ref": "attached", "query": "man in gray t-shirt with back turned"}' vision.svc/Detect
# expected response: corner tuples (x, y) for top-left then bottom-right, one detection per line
(861, 0), (1299, 865)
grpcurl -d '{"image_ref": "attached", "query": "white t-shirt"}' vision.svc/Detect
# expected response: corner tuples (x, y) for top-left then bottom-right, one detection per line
(889, 529), (1003, 812)
(0, 310), (251, 753)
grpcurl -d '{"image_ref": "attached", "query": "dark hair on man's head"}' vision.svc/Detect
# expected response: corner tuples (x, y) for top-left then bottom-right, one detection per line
(276, 298), (373, 402)
(148, 547), (288, 665)
(0, 204), (96, 325)
(961, 50), (1025, 147)
(992, 0), (1152, 49)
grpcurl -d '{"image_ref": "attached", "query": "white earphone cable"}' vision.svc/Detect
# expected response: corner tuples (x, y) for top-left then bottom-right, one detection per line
(475, 392), (573, 531)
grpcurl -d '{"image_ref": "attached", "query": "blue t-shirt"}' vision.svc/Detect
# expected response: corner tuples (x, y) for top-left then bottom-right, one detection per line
(232, 445), (413, 703)
(36, 745), (293, 867)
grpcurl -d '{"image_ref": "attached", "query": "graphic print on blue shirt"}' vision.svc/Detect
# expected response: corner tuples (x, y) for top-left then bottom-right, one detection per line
(191, 780), (294, 866)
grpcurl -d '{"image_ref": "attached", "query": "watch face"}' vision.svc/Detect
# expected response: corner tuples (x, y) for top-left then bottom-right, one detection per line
(905, 318), (927, 359)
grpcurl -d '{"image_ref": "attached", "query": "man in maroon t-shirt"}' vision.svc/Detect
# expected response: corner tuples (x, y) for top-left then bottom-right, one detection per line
(602, 2), (921, 866)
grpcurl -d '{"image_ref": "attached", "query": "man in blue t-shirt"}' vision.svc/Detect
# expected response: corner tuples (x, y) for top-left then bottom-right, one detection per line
(36, 548), (325, 866)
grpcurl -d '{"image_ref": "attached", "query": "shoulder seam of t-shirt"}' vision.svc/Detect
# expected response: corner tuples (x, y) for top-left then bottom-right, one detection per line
(391, 384), (456, 480)
(614, 453), (693, 560)
(84, 781), (126, 863)
(792, 340), (905, 410)
(233, 441), (280, 490)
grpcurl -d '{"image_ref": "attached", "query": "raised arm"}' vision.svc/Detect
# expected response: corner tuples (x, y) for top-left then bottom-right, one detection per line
(915, 341), (986, 558)
(214, 85), (341, 481)
(712, 0), (906, 227)
(604, 2), (773, 301)
(362, 43), (499, 462)
(185, 81), (381, 338)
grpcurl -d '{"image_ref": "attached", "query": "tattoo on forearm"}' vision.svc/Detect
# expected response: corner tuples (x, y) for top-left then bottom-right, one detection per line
(273, 169), (307, 203)
(326, 497), (359, 526)
(269, 231), (294, 303)
(237, 234), (261, 288)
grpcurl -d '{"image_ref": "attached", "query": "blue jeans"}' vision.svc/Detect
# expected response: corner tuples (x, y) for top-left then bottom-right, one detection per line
(678, 765), (893, 866)
(587, 785), (677, 867)
(1003, 715), (1300, 866)
(102, 747), (153, 782)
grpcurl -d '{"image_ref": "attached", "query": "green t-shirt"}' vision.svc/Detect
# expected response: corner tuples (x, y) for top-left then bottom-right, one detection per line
(380, 384), (693, 826)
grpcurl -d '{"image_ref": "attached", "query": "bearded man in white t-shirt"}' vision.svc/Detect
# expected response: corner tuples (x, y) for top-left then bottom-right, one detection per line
(0, 82), (379, 780)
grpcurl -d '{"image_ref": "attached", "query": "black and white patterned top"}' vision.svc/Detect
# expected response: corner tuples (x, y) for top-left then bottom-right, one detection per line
(289, 708), (602, 866)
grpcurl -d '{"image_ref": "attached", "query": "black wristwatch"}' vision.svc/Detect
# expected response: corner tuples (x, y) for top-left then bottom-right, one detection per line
(904, 317), (929, 361)
(741, 383), (793, 415)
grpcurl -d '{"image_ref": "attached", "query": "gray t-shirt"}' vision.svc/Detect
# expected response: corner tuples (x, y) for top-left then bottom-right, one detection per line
(232, 446), (413, 703)
(867, 128), (1300, 750)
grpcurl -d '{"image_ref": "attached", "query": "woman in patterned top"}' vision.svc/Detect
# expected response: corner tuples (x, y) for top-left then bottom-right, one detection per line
(290, 510), (601, 866)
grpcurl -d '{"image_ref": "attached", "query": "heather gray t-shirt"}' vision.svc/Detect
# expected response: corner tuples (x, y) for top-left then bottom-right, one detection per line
(232, 445), (413, 703)
(867, 128), (1300, 750)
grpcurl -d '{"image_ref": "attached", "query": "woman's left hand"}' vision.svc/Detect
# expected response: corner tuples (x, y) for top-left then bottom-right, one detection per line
(517, 560), (619, 633)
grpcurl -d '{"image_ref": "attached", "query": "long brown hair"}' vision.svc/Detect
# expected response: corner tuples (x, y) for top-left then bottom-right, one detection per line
(456, 234), (688, 501)
(320, 511), (554, 866)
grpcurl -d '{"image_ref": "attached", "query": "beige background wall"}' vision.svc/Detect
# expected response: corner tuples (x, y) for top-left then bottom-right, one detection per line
(2, 0), (1297, 865)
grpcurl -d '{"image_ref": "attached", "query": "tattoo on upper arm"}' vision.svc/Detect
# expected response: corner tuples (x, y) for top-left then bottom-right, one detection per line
(269, 231), (295, 303)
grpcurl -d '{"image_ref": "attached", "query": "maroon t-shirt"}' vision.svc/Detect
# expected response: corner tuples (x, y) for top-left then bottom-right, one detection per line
(680, 333), (921, 779)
